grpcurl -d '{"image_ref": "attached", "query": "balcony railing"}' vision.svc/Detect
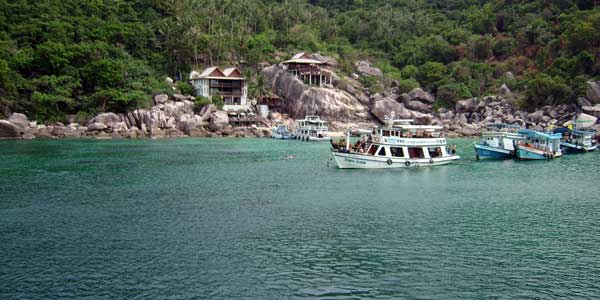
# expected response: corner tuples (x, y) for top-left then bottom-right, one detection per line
(210, 82), (244, 88)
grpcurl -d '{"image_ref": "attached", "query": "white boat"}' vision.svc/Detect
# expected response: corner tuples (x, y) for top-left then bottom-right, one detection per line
(474, 124), (524, 159)
(331, 119), (460, 169)
(271, 125), (292, 139)
(293, 115), (331, 141)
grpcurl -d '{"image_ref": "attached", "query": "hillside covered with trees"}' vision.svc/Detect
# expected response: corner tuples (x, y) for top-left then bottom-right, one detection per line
(0, 0), (598, 122)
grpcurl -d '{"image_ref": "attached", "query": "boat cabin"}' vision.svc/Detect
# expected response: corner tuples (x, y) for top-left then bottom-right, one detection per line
(338, 120), (452, 159)
(295, 115), (329, 139)
(480, 124), (523, 149)
(518, 129), (562, 153)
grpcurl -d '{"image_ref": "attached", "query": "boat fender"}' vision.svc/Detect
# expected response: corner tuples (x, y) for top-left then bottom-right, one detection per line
(386, 159), (393, 165)
(429, 159), (434, 164)
(543, 153), (547, 158)
(405, 161), (410, 167)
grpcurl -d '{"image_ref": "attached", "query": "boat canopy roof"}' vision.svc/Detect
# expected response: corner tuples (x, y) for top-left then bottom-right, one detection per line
(350, 128), (375, 134)
(296, 115), (326, 123)
(486, 123), (521, 131)
(393, 124), (443, 131)
(553, 127), (596, 136)
(518, 129), (562, 140)
(572, 129), (596, 136)
(553, 127), (570, 134)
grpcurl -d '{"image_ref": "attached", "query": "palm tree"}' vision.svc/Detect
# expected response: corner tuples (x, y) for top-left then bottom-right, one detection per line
(249, 75), (269, 102)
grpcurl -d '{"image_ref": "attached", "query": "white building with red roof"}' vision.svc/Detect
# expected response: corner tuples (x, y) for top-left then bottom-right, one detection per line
(190, 67), (248, 111)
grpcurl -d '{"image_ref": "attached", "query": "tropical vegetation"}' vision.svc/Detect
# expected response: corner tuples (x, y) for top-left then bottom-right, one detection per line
(0, 0), (598, 121)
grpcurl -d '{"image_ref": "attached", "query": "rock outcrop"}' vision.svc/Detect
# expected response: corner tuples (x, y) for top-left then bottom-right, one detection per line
(455, 98), (479, 113)
(576, 113), (597, 129)
(372, 100), (412, 121)
(408, 88), (435, 104)
(8, 113), (29, 128)
(586, 81), (600, 104)
(355, 60), (383, 77)
(262, 65), (368, 122)
(0, 120), (20, 139)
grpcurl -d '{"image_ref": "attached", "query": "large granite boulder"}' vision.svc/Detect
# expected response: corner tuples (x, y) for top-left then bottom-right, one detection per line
(8, 113), (29, 128)
(576, 113), (598, 129)
(408, 88), (435, 104)
(208, 111), (229, 132)
(528, 110), (544, 123)
(411, 111), (433, 125)
(89, 112), (122, 129)
(372, 100), (412, 122)
(406, 100), (431, 112)
(0, 120), (20, 139)
(311, 53), (338, 67)
(455, 98), (479, 113)
(586, 81), (600, 104)
(262, 66), (368, 121)
(154, 94), (169, 104)
(460, 126), (480, 136)
(88, 122), (108, 131)
(198, 104), (218, 121)
(355, 60), (383, 77)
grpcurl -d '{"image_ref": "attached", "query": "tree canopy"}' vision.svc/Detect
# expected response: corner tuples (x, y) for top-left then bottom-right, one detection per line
(0, 0), (598, 120)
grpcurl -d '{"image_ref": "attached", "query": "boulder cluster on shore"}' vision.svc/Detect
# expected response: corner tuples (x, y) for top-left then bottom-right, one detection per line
(0, 94), (273, 140)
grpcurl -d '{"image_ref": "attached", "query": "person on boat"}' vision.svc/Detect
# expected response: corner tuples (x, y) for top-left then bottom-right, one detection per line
(450, 144), (457, 154)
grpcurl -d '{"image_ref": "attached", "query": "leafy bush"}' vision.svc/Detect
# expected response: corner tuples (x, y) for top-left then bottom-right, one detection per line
(468, 35), (493, 61)
(400, 65), (418, 79)
(194, 96), (211, 108)
(492, 38), (516, 57)
(436, 83), (473, 106)
(416, 62), (447, 90)
(212, 93), (224, 110)
(358, 75), (380, 91)
(397, 79), (419, 94)
(176, 81), (194, 96)
(524, 73), (574, 108)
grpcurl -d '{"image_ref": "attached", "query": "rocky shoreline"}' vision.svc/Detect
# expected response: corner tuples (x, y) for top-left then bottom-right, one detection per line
(0, 94), (275, 140)
(1, 61), (599, 140)
(0, 90), (598, 141)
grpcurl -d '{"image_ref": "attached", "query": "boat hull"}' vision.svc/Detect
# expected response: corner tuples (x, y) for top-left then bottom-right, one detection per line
(516, 146), (561, 160)
(271, 134), (293, 140)
(560, 142), (597, 153)
(296, 135), (331, 141)
(332, 152), (460, 169)
(474, 143), (514, 159)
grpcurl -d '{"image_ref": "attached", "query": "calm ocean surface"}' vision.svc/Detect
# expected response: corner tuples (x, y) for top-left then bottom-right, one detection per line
(1, 138), (599, 299)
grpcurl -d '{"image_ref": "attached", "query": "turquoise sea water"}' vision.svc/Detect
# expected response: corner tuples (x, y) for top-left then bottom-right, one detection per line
(1, 138), (599, 299)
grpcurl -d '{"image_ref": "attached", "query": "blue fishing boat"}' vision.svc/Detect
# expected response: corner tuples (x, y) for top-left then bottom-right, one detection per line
(474, 124), (523, 159)
(554, 127), (597, 153)
(515, 129), (562, 160)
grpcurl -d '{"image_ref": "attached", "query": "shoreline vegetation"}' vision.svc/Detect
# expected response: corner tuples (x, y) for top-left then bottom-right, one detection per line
(1, 1), (599, 140)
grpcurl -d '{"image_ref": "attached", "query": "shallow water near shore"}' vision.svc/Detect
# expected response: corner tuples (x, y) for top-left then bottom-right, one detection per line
(1, 138), (600, 299)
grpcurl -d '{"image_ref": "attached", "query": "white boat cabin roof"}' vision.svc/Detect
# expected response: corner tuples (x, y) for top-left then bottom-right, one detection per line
(296, 115), (327, 123)
(392, 124), (443, 131)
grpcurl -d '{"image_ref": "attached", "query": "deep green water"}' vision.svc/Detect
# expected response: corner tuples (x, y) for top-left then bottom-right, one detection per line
(1, 138), (600, 299)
